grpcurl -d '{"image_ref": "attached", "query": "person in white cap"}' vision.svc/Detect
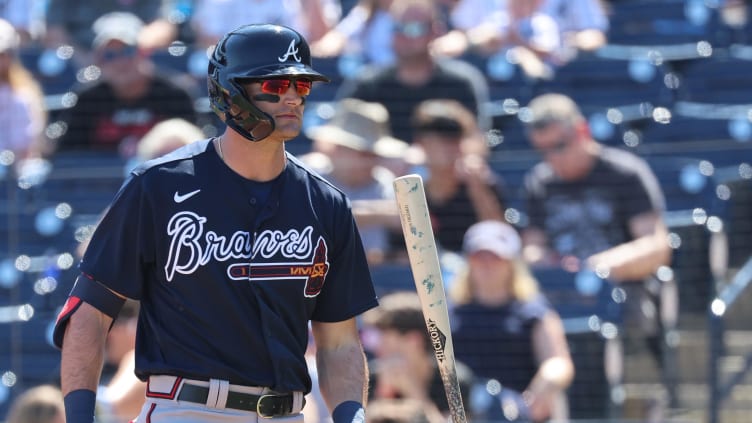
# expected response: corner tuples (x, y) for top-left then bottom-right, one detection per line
(448, 220), (574, 423)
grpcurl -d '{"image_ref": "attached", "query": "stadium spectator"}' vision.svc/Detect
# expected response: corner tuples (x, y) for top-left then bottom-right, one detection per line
(361, 290), (475, 421)
(434, 0), (607, 69)
(432, 0), (560, 79)
(43, 0), (178, 64)
(303, 98), (407, 265)
(310, 0), (397, 68)
(52, 12), (196, 159)
(0, 18), (47, 162)
(449, 220), (574, 422)
(135, 117), (205, 162)
(520, 93), (672, 418)
(410, 99), (506, 254)
(0, 0), (36, 45)
(5, 384), (65, 423)
(336, 0), (491, 142)
(190, 0), (341, 49)
(540, 0), (609, 62)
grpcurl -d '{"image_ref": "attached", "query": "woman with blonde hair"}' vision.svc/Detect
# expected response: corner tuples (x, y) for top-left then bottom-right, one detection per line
(0, 18), (47, 162)
(449, 220), (574, 422)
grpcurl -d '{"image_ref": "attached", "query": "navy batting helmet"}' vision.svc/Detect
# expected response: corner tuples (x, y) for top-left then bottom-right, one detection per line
(207, 24), (329, 142)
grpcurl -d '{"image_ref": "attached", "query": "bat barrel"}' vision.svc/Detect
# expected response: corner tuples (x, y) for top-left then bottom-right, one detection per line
(393, 174), (469, 423)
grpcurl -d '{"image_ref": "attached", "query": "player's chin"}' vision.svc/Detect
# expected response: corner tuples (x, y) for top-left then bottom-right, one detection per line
(276, 123), (303, 139)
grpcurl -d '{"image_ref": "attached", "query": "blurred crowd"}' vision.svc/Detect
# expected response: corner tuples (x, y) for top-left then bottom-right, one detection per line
(2, 0), (752, 422)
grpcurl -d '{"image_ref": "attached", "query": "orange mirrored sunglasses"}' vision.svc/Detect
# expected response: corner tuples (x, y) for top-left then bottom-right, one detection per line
(260, 79), (312, 96)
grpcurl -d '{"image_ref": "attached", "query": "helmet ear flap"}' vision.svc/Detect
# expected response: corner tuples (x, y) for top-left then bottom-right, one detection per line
(226, 89), (275, 141)
(208, 60), (275, 142)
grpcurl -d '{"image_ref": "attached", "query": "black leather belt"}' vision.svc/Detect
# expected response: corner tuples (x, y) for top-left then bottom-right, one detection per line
(177, 383), (300, 417)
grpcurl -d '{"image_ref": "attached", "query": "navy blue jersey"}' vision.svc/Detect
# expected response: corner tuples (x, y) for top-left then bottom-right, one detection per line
(79, 139), (378, 393)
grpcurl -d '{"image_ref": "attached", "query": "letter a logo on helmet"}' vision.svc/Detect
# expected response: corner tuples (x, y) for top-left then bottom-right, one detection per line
(278, 39), (302, 63)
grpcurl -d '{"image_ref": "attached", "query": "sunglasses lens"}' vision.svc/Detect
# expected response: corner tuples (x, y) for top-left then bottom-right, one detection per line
(261, 79), (290, 95)
(295, 80), (312, 96)
(260, 79), (312, 96)
(396, 22), (430, 38)
(101, 46), (136, 62)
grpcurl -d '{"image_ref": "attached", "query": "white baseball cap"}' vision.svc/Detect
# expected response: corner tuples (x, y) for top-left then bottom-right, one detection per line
(462, 220), (522, 259)
(92, 12), (144, 49)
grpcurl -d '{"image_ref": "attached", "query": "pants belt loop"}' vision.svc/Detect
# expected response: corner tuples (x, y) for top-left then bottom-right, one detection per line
(292, 391), (305, 414)
(216, 379), (230, 409)
(206, 379), (221, 408)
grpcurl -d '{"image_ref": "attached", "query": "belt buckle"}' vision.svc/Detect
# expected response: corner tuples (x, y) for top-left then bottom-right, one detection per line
(256, 394), (286, 418)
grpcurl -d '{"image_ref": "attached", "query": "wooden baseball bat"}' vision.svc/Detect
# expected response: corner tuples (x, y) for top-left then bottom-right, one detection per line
(392, 174), (468, 423)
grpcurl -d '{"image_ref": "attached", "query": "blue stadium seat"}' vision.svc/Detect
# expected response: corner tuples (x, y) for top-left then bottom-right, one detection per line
(607, 0), (720, 45)
(709, 166), (752, 270)
(677, 56), (752, 103)
(18, 47), (79, 96)
(644, 155), (718, 212)
(534, 53), (674, 111)
(531, 267), (622, 324)
(368, 263), (414, 297)
(664, 209), (714, 315)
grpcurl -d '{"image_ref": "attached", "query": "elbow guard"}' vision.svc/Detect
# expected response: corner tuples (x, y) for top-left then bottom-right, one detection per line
(53, 274), (126, 349)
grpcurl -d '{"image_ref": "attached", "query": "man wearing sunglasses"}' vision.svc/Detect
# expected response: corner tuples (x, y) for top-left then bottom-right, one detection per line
(520, 93), (673, 419)
(54, 11), (196, 158)
(336, 0), (491, 143)
(55, 24), (377, 423)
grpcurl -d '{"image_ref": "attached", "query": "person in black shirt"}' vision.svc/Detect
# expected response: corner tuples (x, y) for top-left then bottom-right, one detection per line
(521, 92), (673, 420)
(412, 99), (506, 253)
(335, 0), (490, 143)
(53, 12), (196, 159)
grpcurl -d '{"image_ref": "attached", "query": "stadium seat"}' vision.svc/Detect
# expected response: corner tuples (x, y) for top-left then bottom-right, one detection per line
(677, 55), (752, 103)
(368, 263), (414, 297)
(607, 0), (720, 45)
(18, 47), (79, 96)
(534, 53), (674, 111)
(710, 165), (752, 271)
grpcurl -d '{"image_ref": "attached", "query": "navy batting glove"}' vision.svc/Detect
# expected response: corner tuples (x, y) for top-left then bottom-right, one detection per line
(64, 389), (96, 423)
(332, 401), (365, 423)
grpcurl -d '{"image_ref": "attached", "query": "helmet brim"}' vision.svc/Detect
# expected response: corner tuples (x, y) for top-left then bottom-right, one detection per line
(250, 64), (330, 83)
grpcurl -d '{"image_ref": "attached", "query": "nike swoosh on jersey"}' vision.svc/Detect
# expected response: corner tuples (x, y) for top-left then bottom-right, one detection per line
(174, 189), (201, 203)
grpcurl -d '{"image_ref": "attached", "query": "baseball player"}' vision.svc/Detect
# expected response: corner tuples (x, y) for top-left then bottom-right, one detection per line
(54, 24), (377, 423)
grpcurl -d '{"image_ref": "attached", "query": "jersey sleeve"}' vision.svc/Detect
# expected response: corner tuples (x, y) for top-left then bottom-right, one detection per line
(623, 157), (667, 218)
(310, 202), (378, 322)
(78, 174), (155, 300)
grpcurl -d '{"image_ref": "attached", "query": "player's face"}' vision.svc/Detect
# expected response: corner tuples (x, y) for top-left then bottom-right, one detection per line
(245, 78), (308, 140)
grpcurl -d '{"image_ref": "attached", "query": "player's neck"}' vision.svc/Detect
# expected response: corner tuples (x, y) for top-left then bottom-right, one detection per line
(217, 134), (286, 181)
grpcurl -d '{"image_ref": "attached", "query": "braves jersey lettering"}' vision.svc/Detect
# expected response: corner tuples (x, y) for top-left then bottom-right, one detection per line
(165, 212), (327, 291)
